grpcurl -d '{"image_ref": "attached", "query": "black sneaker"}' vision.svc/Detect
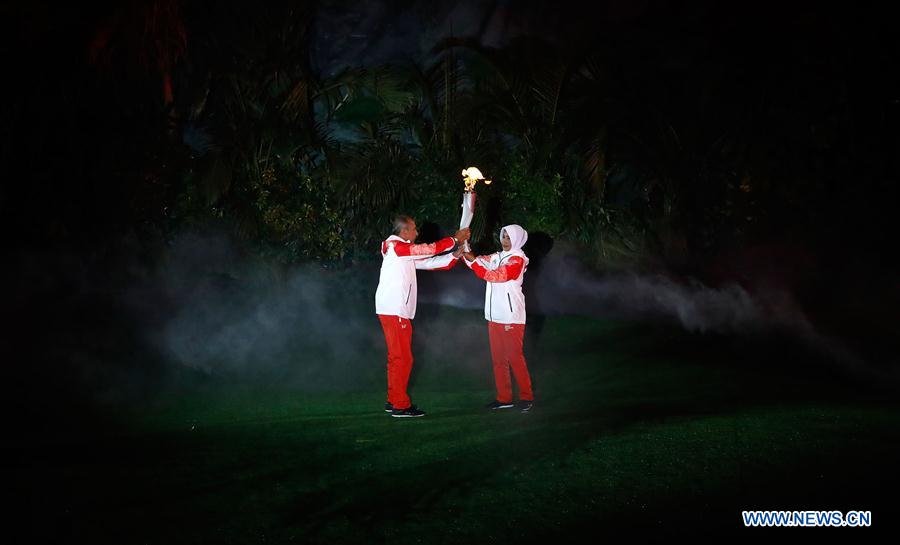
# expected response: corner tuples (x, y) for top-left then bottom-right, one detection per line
(384, 402), (394, 413)
(517, 400), (534, 412)
(486, 400), (515, 410)
(391, 405), (425, 418)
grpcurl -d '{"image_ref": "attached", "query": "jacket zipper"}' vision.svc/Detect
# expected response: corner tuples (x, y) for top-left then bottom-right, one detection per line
(507, 293), (513, 312)
(405, 284), (412, 304)
(488, 255), (509, 321)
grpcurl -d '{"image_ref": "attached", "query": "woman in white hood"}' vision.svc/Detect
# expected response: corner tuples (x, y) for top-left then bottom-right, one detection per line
(463, 224), (534, 412)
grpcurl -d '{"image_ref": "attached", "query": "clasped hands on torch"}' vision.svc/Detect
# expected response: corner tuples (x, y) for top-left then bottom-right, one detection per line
(451, 228), (471, 258)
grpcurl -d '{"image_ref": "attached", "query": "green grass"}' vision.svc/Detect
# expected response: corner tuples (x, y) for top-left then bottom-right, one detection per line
(12, 311), (900, 543)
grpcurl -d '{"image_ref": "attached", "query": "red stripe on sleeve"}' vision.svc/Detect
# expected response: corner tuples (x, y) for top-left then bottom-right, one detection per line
(471, 256), (524, 282)
(390, 237), (455, 257)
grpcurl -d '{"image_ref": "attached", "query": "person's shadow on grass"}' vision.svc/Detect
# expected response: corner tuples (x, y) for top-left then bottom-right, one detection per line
(522, 231), (554, 369)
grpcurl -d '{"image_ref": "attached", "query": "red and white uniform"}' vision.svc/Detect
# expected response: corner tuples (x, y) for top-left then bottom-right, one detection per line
(376, 234), (458, 409)
(466, 225), (534, 404)
(467, 229), (529, 325)
(375, 235), (457, 319)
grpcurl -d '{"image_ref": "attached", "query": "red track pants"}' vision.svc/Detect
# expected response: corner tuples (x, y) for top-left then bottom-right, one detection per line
(378, 314), (414, 410)
(488, 321), (534, 404)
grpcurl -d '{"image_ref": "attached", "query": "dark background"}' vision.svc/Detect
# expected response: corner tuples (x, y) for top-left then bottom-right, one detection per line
(2, 3), (900, 537)
(6, 1), (899, 376)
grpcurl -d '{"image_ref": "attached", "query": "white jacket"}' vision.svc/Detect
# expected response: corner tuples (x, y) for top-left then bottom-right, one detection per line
(466, 225), (529, 324)
(375, 235), (458, 319)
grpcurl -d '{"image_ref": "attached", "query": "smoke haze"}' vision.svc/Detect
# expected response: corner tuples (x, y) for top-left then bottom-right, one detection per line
(127, 234), (877, 388)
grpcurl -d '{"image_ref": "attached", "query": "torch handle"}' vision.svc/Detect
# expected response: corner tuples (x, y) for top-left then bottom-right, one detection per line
(459, 190), (476, 254)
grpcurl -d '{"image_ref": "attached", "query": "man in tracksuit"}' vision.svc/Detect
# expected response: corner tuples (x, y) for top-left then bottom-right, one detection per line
(375, 215), (469, 418)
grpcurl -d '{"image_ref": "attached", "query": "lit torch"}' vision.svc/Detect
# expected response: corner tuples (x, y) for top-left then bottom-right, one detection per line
(459, 167), (491, 252)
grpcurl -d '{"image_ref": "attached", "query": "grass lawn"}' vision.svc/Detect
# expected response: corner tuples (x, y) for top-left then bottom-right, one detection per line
(10, 309), (900, 542)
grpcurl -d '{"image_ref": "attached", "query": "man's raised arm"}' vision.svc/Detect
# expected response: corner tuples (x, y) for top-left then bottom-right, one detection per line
(385, 229), (470, 260)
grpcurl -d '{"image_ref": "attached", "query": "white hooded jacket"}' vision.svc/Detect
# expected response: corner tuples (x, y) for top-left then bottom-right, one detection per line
(375, 235), (458, 319)
(466, 225), (529, 325)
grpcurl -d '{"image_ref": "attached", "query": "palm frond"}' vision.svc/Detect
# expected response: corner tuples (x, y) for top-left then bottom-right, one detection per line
(280, 78), (311, 125)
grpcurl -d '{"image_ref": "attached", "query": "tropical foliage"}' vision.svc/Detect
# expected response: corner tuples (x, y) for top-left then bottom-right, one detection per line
(7, 2), (896, 273)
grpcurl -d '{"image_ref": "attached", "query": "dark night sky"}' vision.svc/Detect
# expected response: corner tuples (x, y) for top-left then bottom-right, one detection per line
(310, 0), (658, 72)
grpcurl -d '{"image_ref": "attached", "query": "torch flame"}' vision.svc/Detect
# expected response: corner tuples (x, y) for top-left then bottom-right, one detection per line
(461, 166), (492, 191)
